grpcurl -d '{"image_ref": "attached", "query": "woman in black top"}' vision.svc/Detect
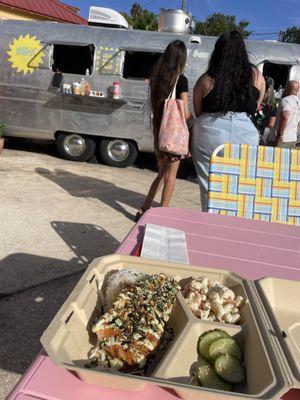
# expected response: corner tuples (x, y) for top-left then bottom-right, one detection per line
(136, 40), (191, 221)
(191, 31), (265, 211)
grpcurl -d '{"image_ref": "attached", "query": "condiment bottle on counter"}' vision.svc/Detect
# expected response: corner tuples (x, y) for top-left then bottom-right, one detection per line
(80, 77), (86, 96)
(73, 82), (80, 95)
(85, 68), (91, 96)
(113, 82), (120, 99)
(63, 84), (72, 94)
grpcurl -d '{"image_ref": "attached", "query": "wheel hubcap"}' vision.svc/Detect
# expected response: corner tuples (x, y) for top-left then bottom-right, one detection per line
(107, 140), (130, 162)
(63, 134), (86, 157)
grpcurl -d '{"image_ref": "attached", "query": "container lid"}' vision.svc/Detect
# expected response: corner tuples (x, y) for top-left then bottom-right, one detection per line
(255, 278), (300, 390)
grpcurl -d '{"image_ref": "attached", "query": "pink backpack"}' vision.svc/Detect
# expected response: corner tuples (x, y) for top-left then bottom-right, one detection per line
(158, 77), (190, 156)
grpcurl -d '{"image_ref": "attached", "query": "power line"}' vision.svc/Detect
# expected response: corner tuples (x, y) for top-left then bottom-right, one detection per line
(248, 31), (287, 42)
(142, 0), (159, 7)
(249, 32), (280, 36)
(142, 0), (182, 9)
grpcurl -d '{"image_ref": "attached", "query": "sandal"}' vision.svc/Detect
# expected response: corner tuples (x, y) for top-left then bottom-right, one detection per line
(135, 207), (146, 222)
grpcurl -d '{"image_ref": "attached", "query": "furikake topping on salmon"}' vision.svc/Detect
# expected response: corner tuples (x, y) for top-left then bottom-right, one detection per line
(89, 273), (180, 372)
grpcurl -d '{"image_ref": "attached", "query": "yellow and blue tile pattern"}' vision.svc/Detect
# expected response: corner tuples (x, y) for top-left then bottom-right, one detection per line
(208, 144), (300, 225)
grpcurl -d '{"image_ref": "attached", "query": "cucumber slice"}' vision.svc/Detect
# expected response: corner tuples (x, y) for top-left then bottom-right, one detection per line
(197, 361), (233, 391)
(197, 329), (230, 361)
(209, 337), (242, 361)
(215, 354), (246, 384)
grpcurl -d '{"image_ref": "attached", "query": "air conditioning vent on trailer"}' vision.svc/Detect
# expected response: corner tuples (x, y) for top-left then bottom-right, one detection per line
(88, 7), (129, 29)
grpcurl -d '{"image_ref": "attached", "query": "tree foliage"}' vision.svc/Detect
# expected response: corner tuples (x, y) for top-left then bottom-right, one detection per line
(194, 13), (251, 38)
(282, 26), (300, 43)
(121, 3), (158, 31)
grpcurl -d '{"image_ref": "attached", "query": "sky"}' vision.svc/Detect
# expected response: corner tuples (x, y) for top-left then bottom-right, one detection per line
(71, 0), (299, 40)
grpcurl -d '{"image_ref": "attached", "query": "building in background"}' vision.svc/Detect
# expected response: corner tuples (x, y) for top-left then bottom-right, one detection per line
(0, 0), (87, 24)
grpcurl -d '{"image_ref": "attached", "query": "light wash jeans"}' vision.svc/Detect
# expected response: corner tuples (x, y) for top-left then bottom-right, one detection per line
(190, 112), (259, 211)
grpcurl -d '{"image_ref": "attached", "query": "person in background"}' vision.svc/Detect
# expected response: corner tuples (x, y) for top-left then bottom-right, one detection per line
(191, 30), (265, 211)
(135, 40), (191, 221)
(276, 80), (300, 149)
(254, 76), (277, 145)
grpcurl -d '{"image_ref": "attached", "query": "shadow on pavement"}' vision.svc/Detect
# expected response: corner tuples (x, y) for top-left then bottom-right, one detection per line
(51, 221), (119, 263)
(5, 138), (59, 158)
(36, 168), (159, 221)
(0, 223), (119, 296)
(0, 223), (119, 377)
(0, 272), (82, 376)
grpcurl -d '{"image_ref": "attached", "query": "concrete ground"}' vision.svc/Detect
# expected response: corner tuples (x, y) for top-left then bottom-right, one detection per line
(0, 141), (200, 399)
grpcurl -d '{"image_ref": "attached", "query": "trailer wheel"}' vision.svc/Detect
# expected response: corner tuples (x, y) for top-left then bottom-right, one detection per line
(56, 133), (96, 162)
(99, 139), (138, 168)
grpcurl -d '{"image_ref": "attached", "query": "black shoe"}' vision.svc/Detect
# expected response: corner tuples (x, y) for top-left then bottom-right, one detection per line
(135, 207), (145, 223)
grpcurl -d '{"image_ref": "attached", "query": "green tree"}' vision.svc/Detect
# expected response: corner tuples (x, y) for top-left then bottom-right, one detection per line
(121, 3), (158, 31)
(282, 26), (300, 43)
(195, 13), (251, 38)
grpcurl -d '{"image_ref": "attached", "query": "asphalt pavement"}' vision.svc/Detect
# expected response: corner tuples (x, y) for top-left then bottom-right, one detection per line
(0, 140), (200, 399)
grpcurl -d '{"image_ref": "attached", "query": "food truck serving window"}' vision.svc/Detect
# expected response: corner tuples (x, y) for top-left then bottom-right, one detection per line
(52, 44), (95, 75)
(123, 51), (161, 80)
(263, 62), (291, 90)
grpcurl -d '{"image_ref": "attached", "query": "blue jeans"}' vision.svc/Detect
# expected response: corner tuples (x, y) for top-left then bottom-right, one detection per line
(190, 112), (259, 211)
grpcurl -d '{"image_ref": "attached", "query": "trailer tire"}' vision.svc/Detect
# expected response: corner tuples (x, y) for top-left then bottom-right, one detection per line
(56, 133), (96, 162)
(99, 139), (138, 168)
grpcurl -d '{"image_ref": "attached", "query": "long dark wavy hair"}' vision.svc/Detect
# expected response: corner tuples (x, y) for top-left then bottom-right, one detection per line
(206, 30), (255, 114)
(150, 40), (187, 147)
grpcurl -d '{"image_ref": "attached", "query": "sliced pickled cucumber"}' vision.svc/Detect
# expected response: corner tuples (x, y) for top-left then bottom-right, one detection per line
(197, 329), (230, 361)
(215, 354), (246, 384)
(209, 337), (242, 361)
(197, 361), (233, 391)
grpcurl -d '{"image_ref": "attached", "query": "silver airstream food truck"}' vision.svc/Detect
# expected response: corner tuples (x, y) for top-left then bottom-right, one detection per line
(0, 7), (300, 167)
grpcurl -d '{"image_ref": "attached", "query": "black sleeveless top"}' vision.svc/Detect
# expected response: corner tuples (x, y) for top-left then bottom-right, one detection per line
(202, 85), (260, 116)
(176, 74), (188, 98)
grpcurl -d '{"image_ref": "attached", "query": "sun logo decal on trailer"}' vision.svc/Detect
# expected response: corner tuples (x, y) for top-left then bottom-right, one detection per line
(7, 34), (45, 74)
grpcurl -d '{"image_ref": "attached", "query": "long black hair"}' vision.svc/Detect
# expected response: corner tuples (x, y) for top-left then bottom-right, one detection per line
(206, 30), (255, 114)
(150, 40), (187, 147)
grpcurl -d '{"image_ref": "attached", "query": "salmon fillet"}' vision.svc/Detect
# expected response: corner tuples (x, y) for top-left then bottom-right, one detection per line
(90, 273), (180, 371)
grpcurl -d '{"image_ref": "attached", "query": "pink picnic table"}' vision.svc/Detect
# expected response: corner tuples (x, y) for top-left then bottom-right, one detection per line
(7, 208), (300, 400)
